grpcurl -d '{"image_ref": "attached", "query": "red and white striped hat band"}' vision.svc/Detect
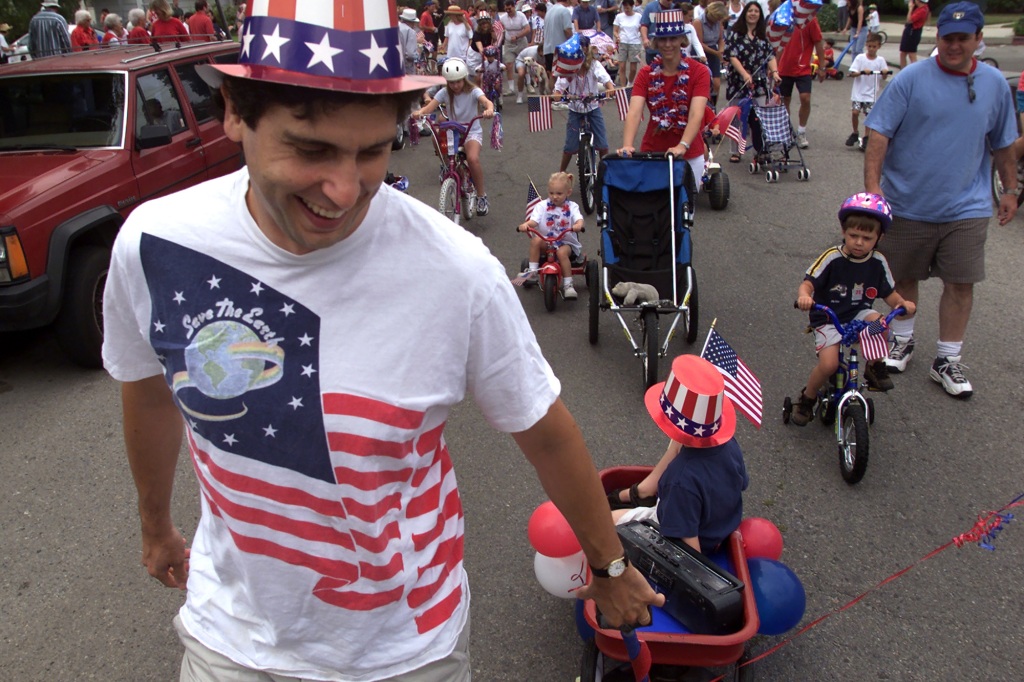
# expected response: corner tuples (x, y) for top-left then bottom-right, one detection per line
(651, 9), (689, 38)
(658, 355), (725, 440)
(202, 0), (444, 93)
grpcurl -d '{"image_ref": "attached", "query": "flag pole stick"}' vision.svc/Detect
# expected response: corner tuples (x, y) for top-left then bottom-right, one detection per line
(700, 318), (717, 357)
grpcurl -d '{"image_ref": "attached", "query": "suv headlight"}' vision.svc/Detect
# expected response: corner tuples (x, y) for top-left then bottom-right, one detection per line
(0, 228), (30, 283)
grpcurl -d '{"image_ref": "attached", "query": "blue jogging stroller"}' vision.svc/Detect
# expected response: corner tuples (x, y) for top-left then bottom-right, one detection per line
(588, 153), (700, 390)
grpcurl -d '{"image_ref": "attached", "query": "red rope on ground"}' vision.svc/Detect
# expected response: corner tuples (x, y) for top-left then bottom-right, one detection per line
(708, 493), (1023, 681)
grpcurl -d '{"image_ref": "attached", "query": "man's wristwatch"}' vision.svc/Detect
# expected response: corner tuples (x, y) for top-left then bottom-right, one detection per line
(590, 555), (630, 578)
(1001, 187), (1019, 197)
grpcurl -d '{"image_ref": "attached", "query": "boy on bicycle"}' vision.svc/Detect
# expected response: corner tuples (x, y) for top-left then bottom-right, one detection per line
(791, 193), (916, 426)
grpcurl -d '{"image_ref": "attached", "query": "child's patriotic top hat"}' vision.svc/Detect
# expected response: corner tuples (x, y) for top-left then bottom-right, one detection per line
(645, 355), (736, 448)
(200, 0), (443, 94)
(651, 9), (689, 38)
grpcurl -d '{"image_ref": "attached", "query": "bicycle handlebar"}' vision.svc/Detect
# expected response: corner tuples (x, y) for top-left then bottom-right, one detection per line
(794, 302), (907, 336)
(518, 225), (585, 239)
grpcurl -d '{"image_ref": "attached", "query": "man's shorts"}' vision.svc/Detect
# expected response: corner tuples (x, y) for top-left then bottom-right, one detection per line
(544, 52), (555, 73)
(878, 215), (988, 284)
(813, 308), (876, 352)
(616, 42), (643, 64)
(564, 109), (609, 153)
(779, 75), (812, 98)
(503, 38), (527, 63)
(851, 100), (874, 114)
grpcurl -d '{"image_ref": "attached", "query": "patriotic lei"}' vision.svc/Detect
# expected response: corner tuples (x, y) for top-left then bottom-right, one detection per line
(646, 55), (691, 131)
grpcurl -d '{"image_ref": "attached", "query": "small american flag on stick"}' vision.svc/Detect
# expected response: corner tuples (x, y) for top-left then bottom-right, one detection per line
(858, 318), (890, 362)
(528, 95), (552, 132)
(525, 178), (542, 220)
(614, 87), (630, 121)
(701, 328), (762, 427)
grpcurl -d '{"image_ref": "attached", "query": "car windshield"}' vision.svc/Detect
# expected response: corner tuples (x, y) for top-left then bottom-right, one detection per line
(0, 73), (126, 150)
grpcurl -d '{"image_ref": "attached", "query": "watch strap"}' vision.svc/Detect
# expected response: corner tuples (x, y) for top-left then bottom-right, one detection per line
(590, 554), (629, 578)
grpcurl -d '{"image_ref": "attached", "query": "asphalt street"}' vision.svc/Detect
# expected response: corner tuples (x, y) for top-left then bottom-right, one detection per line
(2, 65), (1023, 681)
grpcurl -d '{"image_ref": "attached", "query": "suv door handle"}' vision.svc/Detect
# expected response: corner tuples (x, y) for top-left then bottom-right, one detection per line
(186, 137), (202, 148)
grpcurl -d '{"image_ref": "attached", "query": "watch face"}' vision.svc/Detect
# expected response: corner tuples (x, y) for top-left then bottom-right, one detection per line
(608, 558), (627, 577)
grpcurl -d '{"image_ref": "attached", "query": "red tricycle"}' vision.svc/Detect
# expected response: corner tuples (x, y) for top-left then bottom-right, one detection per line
(514, 226), (595, 313)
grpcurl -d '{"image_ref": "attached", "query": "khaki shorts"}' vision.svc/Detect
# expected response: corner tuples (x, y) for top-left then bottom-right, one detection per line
(617, 42), (643, 64)
(878, 215), (988, 284)
(503, 38), (528, 63)
(175, 613), (471, 682)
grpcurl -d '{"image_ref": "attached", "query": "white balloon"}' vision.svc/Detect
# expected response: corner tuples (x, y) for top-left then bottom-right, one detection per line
(533, 550), (588, 599)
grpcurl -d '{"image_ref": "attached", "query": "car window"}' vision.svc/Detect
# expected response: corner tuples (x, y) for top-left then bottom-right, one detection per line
(135, 69), (188, 138)
(0, 73), (125, 149)
(213, 51), (239, 65)
(175, 62), (216, 123)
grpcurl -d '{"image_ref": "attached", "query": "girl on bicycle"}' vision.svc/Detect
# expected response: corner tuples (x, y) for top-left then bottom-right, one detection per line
(553, 35), (616, 174)
(617, 9), (711, 188)
(412, 58), (495, 216)
(515, 172), (585, 300)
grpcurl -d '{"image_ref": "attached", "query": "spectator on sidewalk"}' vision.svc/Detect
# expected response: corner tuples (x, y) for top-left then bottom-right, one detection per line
(864, 2), (1019, 400)
(542, 0), (573, 76)
(185, 0), (215, 42)
(898, 0), (930, 69)
(29, 1), (71, 59)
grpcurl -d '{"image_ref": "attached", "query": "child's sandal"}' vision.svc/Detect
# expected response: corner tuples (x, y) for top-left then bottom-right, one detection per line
(606, 483), (657, 510)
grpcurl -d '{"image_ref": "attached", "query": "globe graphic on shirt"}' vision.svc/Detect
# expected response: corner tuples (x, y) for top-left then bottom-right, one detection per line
(173, 320), (285, 421)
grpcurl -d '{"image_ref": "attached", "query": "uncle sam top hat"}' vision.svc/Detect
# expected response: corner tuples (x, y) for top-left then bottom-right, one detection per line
(199, 0), (443, 94)
(651, 9), (689, 38)
(645, 355), (736, 448)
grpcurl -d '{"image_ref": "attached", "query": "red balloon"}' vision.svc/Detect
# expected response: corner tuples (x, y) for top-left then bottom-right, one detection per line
(739, 517), (784, 560)
(527, 501), (582, 558)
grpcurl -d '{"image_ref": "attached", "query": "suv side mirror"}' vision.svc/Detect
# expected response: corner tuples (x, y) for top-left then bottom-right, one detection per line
(136, 124), (173, 150)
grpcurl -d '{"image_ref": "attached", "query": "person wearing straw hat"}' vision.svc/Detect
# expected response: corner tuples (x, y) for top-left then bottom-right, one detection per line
(397, 7), (420, 74)
(102, 2), (661, 679)
(0, 23), (13, 64)
(612, 355), (749, 555)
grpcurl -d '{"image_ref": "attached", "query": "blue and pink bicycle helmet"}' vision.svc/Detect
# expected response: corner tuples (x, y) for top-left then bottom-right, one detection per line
(838, 192), (892, 233)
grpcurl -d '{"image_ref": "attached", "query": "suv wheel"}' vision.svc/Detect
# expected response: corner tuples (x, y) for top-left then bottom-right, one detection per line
(55, 246), (110, 369)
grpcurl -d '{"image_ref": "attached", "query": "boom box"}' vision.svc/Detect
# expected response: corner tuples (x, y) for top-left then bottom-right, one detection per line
(617, 520), (745, 635)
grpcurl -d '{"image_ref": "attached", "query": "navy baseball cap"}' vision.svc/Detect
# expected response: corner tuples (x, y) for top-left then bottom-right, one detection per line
(936, 2), (984, 37)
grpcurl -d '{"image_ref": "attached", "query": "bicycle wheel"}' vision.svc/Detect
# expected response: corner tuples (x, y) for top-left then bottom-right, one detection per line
(838, 402), (870, 484)
(460, 168), (475, 222)
(439, 177), (459, 225)
(980, 56), (998, 69)
(578, 134), (597, 215)
(641, 308), (659, 389)
(876, 30), (887, 45)
(543, 273), (558, 312)
(586, 260), (600, 344)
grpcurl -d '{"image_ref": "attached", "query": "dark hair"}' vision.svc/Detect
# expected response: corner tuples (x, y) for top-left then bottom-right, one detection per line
(842, 213), (881, 234)
(214, 76), (421, 129)
(535, 2), (547, 11)
(729, 1), (766, 40)
(195, 0), (208, 10)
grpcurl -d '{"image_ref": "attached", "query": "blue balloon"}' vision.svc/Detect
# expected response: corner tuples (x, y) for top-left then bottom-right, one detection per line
(747, 558), (806, 636)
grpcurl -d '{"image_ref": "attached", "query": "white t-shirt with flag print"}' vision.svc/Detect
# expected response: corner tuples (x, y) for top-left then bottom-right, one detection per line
(102, 169), (559, 681)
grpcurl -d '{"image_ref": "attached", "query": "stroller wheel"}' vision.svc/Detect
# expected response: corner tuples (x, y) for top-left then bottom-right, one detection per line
(765, 170), (773, 183)
(797, 168), (809, 181)
(748, 161), (759, 174)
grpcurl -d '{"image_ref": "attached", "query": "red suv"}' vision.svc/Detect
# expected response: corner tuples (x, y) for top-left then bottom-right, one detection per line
(0, 41), (243, 367)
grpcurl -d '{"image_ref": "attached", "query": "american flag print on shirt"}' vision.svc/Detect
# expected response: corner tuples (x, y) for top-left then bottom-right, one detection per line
(701, 329), (763, 427)
(139, 234), (464, 635)
(858, 318), (890, 362)
(528, 95), (552, 132)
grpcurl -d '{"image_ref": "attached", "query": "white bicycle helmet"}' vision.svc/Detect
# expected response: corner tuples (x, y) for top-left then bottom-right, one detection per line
(441, 57), (469, 82)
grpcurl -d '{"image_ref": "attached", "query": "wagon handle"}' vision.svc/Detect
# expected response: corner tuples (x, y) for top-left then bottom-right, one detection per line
(620, 628), (652, 682)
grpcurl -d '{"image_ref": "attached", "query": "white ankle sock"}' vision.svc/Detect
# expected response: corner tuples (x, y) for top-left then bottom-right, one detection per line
(936, 341), (962, 359)
(889, 318), (914, 338)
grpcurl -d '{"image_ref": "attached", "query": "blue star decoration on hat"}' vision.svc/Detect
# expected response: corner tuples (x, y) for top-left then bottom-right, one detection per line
(771, 1), (794, 28)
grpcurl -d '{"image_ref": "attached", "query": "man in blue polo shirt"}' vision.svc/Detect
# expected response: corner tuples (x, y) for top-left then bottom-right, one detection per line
(640, 0), (679, 64)
(864, 2), (1018, 400)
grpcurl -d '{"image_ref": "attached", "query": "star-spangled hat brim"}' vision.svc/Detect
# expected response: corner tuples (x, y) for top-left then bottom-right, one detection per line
(644, 382), (736, 448)
(198, 63), (444, 95)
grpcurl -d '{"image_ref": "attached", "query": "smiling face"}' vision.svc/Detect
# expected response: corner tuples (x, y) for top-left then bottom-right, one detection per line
(223, 97), (398, 255)
(936, 31), (981, 73)
(654, 34), (686, 59)
(744, 3), (762, 27)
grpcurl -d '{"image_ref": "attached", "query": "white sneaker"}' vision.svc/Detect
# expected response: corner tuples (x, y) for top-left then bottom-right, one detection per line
(930, 355), (973, 399)
(795, 132), (809, 149)
(516, 93), (524, 104)
(885, 335), (915, 373)
(562, 283), (578, 300)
